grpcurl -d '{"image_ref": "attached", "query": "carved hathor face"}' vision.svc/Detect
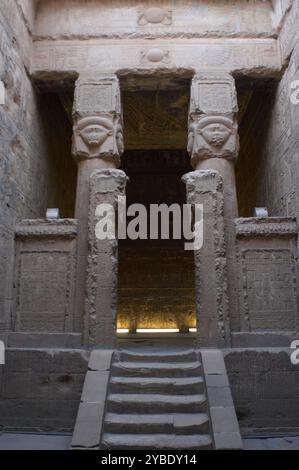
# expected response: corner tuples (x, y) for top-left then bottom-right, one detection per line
(76, 116), (114, 149)
(80, 124), (112, 147)
(197, 117), (234, 149)
(200, 123), (231, 147)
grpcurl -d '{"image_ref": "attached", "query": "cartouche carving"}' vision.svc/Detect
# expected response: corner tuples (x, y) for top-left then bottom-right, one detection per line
(188, 116), (239, 166)
(72, 115), (123, 165)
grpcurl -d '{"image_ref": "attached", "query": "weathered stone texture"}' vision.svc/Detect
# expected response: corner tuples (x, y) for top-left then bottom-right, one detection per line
(14, 220), (78, 333)
(34, 0), (273, 39)
(225, 349), (299, 431)
(187, 72), (240, 345)
(0, 1), (77, 334)
(0, 348), (89, 431)
(277, 0), (299, 64)
(72, 74), (123, 337)
(271, 0), (292, 30)
(85, 169), (127, 347)
(72, 349), (113, 448)
(237, 3), (299, 220)
(32, 39), (281, 79)
(183, 170), (230, 347)
(31, 1), (281, 79)
(235, 218), (298, 333)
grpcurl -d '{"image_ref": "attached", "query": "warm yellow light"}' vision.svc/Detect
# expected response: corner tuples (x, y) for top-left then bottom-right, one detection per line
(189, 328), (197, 333)
(136, 328), (180, 334)
(117, 328), (129, 334)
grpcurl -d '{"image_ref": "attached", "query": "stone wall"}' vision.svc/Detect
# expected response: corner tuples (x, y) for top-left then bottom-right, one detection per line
(0, 0), (76, 335)
(13, 220), (78, 334)
(31, 1), (280, 79)
(0, 348), (88, 431)
(237, 1), (299, 219)
(34, 0), (273, 39)
(225, 349), (299, 433)
(232, 217), (298, 337)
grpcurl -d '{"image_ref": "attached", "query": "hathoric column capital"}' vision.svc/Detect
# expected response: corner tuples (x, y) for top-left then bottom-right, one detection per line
(188, 71), (239, 168)
(72, 74), (123, 167)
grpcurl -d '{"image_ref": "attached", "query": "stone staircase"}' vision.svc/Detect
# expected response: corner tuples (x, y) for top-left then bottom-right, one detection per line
(100, 348), (214, 450)
(71, 346), (243, 450)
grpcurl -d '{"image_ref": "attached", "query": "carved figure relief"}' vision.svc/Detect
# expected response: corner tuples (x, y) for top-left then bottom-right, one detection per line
(188, 116), (239, 165)
(72, 115), (123, 164)
(138, 8), (172, 25)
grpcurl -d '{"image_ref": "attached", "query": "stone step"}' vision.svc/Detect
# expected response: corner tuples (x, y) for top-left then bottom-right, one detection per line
(110, 375), (204, 394)
(101, 432), (213, 450)
(106, 393), (207, 414)
(112, 361), (202, 377)
(116, 349), (198, 363)
(105, 412), (210, 434)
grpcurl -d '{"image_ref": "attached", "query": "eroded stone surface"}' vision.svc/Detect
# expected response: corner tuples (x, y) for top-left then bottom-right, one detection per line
(1, 0), (299, 444)
(183, 170), (230, 347)
(34, 1), (273, 40)
(14, 220), (78, 333)
(85, 169), (127, 347)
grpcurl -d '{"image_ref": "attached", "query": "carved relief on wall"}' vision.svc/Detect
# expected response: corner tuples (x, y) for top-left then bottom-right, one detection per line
(140, 48), (171, 65)
(73, 75), (121, 118)
(72, 115), (123, 165)
(240, 249), (297, 331)
(190, 73), (238, 116)
(188, 115), (239, 166)
(14, 220), (78, 333)
(138, 8), (172, 26)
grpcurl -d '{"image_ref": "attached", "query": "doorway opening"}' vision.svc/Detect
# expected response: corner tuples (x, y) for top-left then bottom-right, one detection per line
(117, 75), (196, 334)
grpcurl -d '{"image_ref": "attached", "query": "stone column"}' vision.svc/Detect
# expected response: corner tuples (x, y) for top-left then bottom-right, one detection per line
(186, 71), (240, 345)
(72, 74), (124, 341)
(85, 169), (127, 348)
(183, 170), (230, 347)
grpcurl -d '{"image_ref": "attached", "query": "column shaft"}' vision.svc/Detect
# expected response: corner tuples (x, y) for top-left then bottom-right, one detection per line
(72, 74), (124, 344)
(187, 71), (240, 345)
(183, 170), (230, 347)
(85, 169), (127, 347)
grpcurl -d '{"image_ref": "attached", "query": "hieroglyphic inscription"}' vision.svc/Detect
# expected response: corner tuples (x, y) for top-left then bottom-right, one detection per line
(242, 249), (297, 331)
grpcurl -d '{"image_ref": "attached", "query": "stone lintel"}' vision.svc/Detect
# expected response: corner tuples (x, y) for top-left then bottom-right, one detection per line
(235, 217), (298, 238)
(31, 39), (281, 80)
(15, 219), (78, 238)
